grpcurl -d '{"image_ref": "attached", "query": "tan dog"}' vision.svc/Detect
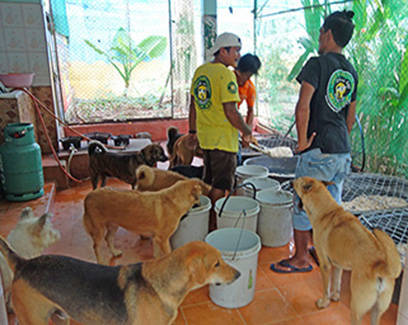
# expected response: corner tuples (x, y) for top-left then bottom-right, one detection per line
(0, 237), (240, 325)
(83, 178), (203, 264)
(166, 126), (203, 168)
(135, 165), (211, 195)
(0, 207), (60, 311)
(293, 176), (402, 325)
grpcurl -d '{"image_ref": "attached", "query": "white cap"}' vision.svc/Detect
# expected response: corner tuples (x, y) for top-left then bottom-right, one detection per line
(210, 32), (241, 55)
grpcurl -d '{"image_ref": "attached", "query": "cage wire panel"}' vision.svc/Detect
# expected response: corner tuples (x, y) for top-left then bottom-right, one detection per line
(54, 0), (202, 123)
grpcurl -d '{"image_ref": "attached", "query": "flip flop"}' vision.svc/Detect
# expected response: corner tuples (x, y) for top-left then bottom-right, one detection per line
(270, 260), (313, 274)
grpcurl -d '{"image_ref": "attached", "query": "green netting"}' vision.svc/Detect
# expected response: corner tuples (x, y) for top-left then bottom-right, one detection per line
(256, 0), (408, 179)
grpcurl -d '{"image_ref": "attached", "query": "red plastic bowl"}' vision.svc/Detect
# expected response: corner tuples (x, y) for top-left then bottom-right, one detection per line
(0, 73), (35, 88)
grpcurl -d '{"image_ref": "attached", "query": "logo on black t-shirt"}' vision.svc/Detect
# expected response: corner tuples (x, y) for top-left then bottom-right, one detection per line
(193, 76), (212, 109)
(325, 69), (355, 113)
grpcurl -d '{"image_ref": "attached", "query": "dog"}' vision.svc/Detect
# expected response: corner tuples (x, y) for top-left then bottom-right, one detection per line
(166, 126), (203, 169)
(0, 207), (60, 311)
(135, 165), (210, 195)
(0, 238), (240, 325)
(88, 140), (168, 189)
(293, 176), (402, 325)
(83, 178), (203, 264)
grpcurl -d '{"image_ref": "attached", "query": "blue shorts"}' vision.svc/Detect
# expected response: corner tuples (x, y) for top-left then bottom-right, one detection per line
(293, 148), (351, 231)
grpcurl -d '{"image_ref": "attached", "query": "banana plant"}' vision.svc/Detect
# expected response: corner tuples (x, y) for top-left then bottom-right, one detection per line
(287, 0), (324, 81)
(85, 28), (167, 96)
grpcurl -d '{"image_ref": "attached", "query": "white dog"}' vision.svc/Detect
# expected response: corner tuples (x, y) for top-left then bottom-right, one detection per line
(0, 207), (61, 311)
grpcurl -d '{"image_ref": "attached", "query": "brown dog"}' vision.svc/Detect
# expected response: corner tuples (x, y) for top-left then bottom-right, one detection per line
(135, 165), (211, 195)
(88, 140), (168, 189)
(167, 126), (203, 168)
(0, 238), (240, 325)
(83, 178), (203, 264)
(293, 176), (402, 325)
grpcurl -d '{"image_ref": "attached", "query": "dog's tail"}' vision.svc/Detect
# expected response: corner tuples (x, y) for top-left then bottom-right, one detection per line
(135, 165), (155, 188)
(372, 229), (402, 279)
(166, 126), (180, 156)
(88, 140), (107, 156)
(0, 236), (23, 272)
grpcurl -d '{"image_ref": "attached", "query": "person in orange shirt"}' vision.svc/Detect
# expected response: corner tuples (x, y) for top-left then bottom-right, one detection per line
(235, 53), (261, 164)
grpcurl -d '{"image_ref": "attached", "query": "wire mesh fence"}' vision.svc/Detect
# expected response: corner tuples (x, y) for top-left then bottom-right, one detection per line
(52, 0), (202, 124)
(50, 0), (407, 178)
(255, 0), (408, 178)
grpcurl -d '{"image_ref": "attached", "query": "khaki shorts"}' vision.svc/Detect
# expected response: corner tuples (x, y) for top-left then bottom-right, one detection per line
(202, 149), (237, 191)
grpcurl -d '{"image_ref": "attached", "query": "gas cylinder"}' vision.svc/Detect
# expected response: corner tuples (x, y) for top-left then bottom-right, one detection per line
(0, 123), (44, 201)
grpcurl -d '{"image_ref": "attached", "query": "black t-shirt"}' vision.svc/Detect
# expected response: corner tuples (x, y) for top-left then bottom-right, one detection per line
(296, 52), (358, 153)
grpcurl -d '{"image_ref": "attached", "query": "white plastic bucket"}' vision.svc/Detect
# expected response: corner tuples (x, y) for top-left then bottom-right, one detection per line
(215, 196), (260, 232)
(236, 176), (281, 198)
(170, 195), (211, 249)
(205, 228), (261, 308)
(235, 165), (269, 187)
(256, 189), (293, 247)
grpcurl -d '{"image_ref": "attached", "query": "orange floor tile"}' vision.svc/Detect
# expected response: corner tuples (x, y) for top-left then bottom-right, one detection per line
(1, 177), (399, 325)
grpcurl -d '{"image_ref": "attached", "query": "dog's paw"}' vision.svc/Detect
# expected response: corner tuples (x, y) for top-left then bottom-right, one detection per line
(111, 248), (123, 257)
(316, 297), (330, 309)
(330, 292), (340, 302)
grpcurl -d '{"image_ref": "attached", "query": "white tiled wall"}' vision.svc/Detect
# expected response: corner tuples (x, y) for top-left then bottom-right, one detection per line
(0, 1), (51, 86)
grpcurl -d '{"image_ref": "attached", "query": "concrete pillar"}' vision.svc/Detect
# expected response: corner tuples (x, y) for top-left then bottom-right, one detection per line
(202, 0), (216, 62)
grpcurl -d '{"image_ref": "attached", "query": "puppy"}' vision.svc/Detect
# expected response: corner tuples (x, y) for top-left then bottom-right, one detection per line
(0, 238), (240, 325)
(293, 176), (402, 325)
(135, 165), (210, 195)
(83, 178), (203, 264)
(167, 126), (203, 168)
(88, 140), (168, 189)
(0, 207), (60, 311)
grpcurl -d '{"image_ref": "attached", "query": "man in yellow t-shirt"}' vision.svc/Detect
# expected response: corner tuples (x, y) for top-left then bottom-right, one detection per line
(188, 32), (252, 231)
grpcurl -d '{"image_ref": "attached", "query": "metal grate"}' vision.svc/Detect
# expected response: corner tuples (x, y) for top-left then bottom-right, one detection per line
(342, 173), (408, 215)
(359, 208), (408, 266)
(359, 208), (408, 245)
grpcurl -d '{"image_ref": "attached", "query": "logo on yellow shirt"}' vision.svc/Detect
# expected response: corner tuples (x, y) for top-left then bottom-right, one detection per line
(227, 81), (237, 94)
(193, 76), (212, 109)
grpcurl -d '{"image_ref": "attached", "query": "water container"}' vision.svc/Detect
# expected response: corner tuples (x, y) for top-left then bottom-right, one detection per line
(235, 165), (269, 188)
(236, 176), (280, 198)
(0, 123), (44, 201)
(256, 189), (293, 247)
(205, 228), (261, 308)
(170, 195), (212, 249)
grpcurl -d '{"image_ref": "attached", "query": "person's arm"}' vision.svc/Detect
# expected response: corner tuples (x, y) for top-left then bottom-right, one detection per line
(346, 101), (356, 134)
(223, 102), (252, 140)
(295, 81), (316, 153)
(245, 106), (254, 127)
(188, 94), (196, 132)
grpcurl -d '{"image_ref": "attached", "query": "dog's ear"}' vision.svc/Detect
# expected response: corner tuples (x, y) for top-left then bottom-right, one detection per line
(302, 181), (314, 193)
(322, 180), (334, 187)
(20, 207), (34, 220)
(34, 213), (51, 232)
(191, 184), (202, 200)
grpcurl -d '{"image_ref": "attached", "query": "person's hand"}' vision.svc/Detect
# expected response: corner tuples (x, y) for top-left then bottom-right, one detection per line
(295, 132), (316, 153)
(241, 134), (252, 148)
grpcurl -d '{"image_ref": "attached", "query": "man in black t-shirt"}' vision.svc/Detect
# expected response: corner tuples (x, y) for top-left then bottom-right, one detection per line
(271, 10), (358, 274)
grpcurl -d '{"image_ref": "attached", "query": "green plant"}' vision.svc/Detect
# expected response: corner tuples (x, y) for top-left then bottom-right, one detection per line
(348, 0), (408, 178)
(85, 28), (167, 96)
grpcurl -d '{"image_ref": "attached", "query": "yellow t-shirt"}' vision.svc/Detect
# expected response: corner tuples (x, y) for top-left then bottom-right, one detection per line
(190, 62), (240, 153)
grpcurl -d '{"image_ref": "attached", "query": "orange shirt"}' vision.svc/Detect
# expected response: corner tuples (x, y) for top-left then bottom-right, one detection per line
(236, 76), (256, 108)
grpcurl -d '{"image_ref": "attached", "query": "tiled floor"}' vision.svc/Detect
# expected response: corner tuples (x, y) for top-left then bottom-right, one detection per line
(1, 175), (399, 324)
